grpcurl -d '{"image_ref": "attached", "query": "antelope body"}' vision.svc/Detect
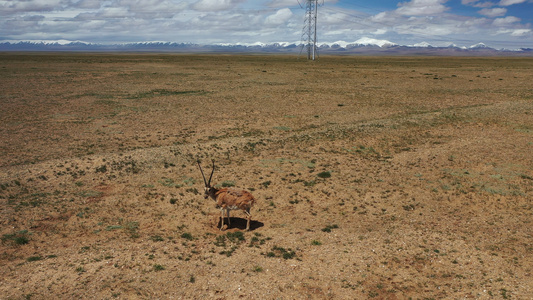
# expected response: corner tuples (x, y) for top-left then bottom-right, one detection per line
(198, 160), (256, 231)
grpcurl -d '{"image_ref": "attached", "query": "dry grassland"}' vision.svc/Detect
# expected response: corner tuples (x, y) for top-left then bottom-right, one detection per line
(1, 53), (532, 299)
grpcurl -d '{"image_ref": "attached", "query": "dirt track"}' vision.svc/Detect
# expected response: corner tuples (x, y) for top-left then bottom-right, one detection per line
(1, 54), (532, 299)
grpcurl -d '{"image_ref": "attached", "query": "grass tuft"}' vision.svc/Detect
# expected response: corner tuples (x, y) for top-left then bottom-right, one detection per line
(1, 230), (30, 246)
(317, 171), (331, 179)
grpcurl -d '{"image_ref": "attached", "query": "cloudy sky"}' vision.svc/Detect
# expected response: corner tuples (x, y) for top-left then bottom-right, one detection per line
(1, 0), (532, 49)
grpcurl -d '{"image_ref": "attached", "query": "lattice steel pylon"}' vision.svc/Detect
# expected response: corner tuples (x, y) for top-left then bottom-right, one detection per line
(300, 0), (320, 60)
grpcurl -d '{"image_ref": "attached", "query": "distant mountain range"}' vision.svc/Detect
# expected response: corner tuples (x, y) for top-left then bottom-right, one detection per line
(1, 39), (532, 56)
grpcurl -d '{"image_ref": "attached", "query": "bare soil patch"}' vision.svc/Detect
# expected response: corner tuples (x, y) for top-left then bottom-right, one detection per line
(1, 53), (532, 299)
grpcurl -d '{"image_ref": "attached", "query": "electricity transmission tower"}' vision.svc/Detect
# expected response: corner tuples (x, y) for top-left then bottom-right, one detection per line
(300, 0), (321, 60)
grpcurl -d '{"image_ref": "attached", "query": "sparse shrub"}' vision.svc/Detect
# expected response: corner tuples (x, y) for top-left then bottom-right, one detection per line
(520, 174), (533, 181)
(248, 234), (269, 247)
(219, 246), (238, 257)
(151, 235), (164, 242)
(125, 221), (139, 239)
(14, 235), (29, 245)
(27, 256), (42, 262)
(221, 180), (235, 187)
(95, 165), (107, 173)
(164, 162), (175, 168)
(213, 232), (246, 256)
(186, 188), (199, 194)
(261, 181), (272, 188)
(264, 245), (297, 260)
(253, 266), (263, 272)
(105, 225), (123, 231)
(226, 231), (245, 242)
(153, 264), (165, 271)
(244, 140), (267, 152)
(501, 289), (509, 299)
(214, 235), (227, 247)
(317, 171), (331, 178)
(181, 232), (194, 241)
(248, 236), (260, 247)
(159, 178), (179, 187)
(1, 230), (30, 246)
(282, 251), (296, 259)
(368, 291), (379, 298)
(322, 224), (339, 232)
(403, 204), (415, 211)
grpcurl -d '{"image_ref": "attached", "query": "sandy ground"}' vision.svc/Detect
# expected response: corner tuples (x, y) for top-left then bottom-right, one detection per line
(1, 53), (532, 299)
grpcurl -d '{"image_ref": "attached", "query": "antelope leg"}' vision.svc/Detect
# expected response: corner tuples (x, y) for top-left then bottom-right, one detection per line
(220, 209), (225, 230)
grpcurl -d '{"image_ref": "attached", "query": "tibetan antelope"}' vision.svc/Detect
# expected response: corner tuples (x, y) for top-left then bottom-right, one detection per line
(197, 160), (256, 231)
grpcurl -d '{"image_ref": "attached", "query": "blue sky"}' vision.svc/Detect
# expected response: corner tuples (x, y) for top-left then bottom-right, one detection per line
(1, 0), (532, 49)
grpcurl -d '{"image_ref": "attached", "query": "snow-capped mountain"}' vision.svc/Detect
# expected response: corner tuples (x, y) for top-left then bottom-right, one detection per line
(469, 42), (490, 49)
(0, 39), (532, 55)
(321, 38), (397, 48)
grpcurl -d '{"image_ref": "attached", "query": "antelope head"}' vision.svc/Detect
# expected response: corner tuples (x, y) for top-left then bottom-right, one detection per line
(197, 159), (216, 200)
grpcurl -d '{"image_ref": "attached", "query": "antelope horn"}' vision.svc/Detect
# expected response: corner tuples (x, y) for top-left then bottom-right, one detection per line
(197, 160), (208, 187)
(208, 159), (215, 186)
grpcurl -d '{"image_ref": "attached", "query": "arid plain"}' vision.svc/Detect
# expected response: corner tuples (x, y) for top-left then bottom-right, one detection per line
(1, 54), (532, 299)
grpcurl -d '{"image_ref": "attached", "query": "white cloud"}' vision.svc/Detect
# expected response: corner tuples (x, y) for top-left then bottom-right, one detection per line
(509, 28), (531, 36)
(370, 12), (391, 23)
(0, 0), (63, 14)
(492, 15), (520, 26)
(265, 8), (293, 26)
(373, 28), (388, 35)
(267, 0), (338, 8)
(1, 0), (532, 49)
(267, 0), (299, 8)
(394, 17), (457, 36)
(99, 7), (132, 18)
(74, 0), (102, 9)
(499, 0), (527, 6)
(119, 0), (187, 18)
(461, 0), (496, 8)
(321, 11), (349, 25)
(478, 7), (507, 16)
(396, 0), (449, 16)
(496, 28), (531, 36)
(192, 0), (244, 12)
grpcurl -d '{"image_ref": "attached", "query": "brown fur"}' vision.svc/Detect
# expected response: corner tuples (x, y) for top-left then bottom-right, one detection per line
(208, 187), (255, 231)
(215, 188), (255, 210)
(198, 160), (256, 231)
